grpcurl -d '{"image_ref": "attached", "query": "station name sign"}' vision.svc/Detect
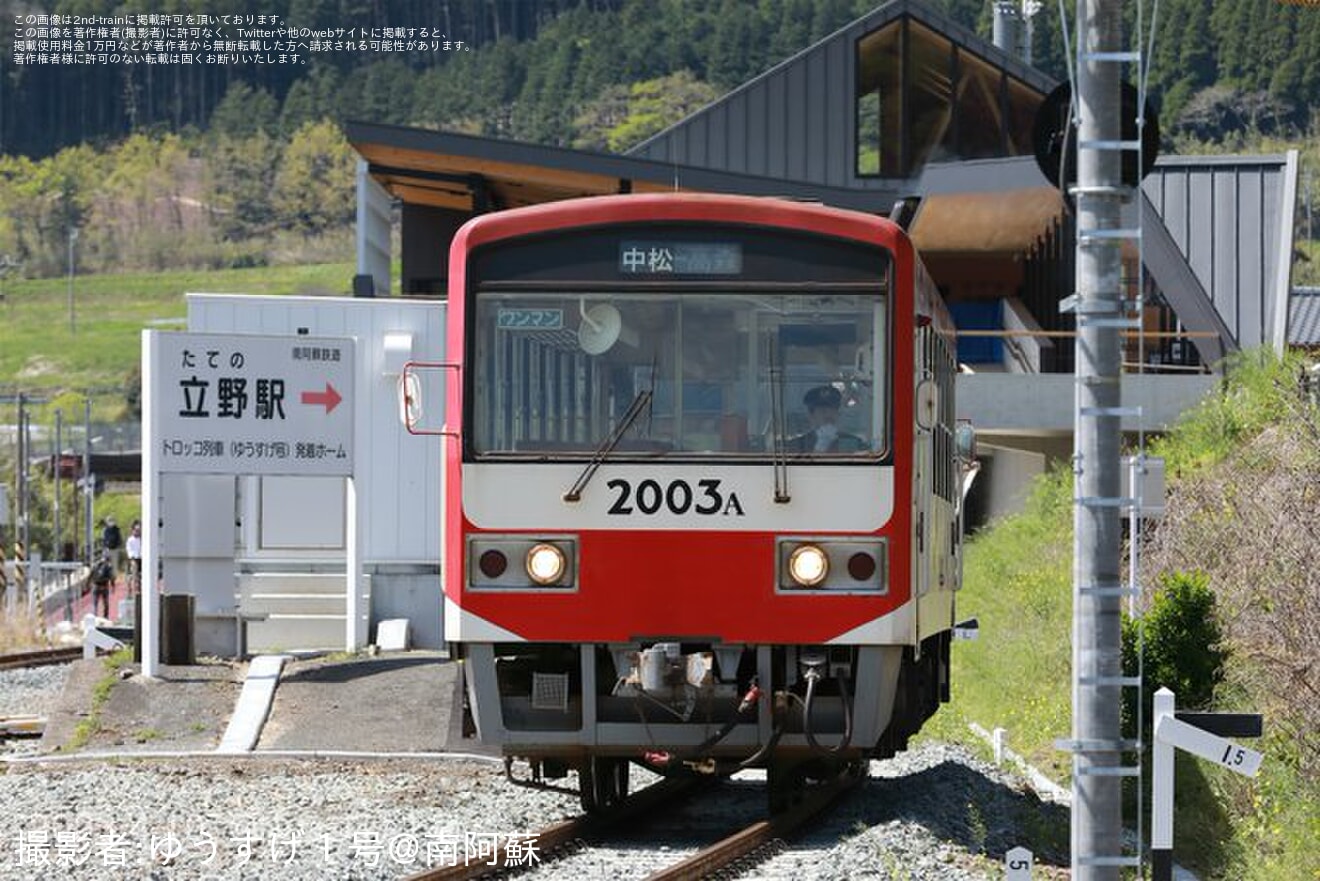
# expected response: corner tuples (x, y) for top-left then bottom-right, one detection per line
(148, 331), (355, 476)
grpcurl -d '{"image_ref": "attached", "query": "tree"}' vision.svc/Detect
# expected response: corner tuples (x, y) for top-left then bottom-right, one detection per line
(572, 70), (720, 152)
(89, 134), (196, 271)
(763, 0), (813, 63)
(209, 82), (280, 139)
(709, 0), (766, 89)
(272, 120), (357, 234)
(281, 64), (345, 133)
(516, 36), (581, 143)
(342, 58), (418, 125)
(0, 146), (104, 276)
(206, 131), (280, 240)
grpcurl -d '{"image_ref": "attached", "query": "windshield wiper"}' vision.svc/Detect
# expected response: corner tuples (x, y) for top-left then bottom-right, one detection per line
(563, 389), (654, 502)
(769, 342), (791, 503)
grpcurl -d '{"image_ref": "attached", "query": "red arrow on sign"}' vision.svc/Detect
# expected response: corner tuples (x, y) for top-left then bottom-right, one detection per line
(300, 383), (342, 414)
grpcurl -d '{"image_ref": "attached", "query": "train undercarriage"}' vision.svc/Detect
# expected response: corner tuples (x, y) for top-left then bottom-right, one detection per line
(458, 632), (951, 812)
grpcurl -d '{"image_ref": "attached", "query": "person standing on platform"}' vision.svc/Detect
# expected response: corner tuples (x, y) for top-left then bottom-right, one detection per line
(125, 519), (142, 596)
(101, 516), (123, 577)
(90, 550), (114, 619)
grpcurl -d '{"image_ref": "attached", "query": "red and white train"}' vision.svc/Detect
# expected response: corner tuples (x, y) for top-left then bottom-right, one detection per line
(435, 193), (969, 810)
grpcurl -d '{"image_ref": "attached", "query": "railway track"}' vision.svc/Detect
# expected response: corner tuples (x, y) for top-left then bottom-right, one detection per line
(403, 764), (865, 881)
(0, 715), (45, 737)
(647, 766), (865, 880)
(0, 646), (82, 671)
(402, 775), (709, 881)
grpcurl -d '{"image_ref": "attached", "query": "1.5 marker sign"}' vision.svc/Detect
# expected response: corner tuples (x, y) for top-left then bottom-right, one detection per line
(1155, 715), (1263, 777)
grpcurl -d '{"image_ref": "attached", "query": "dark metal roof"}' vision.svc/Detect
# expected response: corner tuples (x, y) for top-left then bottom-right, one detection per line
(1291, 288), (1320, 347)
(916, 156), (1052, 194)
(1140, 153), (1300, 353)
(344, 121), (900, 215)
(628, 0), (1056, 187)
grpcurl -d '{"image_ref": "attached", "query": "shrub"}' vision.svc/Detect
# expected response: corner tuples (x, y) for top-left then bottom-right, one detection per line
(1122, 570), (1227, 734)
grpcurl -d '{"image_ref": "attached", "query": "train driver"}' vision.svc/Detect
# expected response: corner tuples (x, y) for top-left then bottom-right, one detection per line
(789, 385), (866, 453)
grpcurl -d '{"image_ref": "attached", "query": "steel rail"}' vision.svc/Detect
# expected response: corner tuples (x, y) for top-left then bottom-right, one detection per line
(402, 775), (710, 881)
(0, 715), (45, 737)
(0, 646), (83, 671)
(646, 767), (865, 881)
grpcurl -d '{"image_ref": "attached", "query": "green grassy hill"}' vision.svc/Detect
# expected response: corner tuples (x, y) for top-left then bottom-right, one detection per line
(926, 350), (1319, 880)
(0, 262), (356, 412)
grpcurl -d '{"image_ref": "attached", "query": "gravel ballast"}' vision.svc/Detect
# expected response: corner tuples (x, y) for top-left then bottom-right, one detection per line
(0, 742), (1068, 880)
(1, 663), (74, 760)
(2, 657), (1070, 879)
(0, 664), (73, 718)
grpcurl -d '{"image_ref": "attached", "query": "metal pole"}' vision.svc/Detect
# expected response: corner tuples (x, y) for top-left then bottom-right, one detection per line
(993, 2), (1020, 56)
(1306, 165), (1313, 242)
(1, 415), (7, 607)
(84, 397), (93, 566)
(56, 408), (73, 622)
(1022, 1), (1037, 67)
(13, 393), (22, 549)
(54, 409), (62, 563)
(141, 331), (159, 677)
(67, 227), (78, 335)
(1127, 456), (1142, 619)
(1072, 0), (1125, 878)
(19, 398), (30, 609)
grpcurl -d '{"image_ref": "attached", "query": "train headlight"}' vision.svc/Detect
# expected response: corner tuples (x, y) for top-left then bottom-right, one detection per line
(788, 544), (830, 587)
(526, 543), (567, 585)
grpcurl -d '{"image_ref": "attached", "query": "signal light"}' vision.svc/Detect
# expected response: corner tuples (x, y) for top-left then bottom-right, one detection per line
(847, 552), (877, 581)
(478, 549), (508, 579)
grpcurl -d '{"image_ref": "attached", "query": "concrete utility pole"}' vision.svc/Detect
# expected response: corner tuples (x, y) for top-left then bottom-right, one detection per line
(1071, 0), (1127, 878)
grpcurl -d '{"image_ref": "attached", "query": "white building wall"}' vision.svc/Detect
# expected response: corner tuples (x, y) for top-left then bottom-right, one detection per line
(976, 444), (1046, 524)
(180, 294), (447, 651)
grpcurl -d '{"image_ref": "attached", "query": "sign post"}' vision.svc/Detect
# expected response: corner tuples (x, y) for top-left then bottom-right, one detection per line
(143, 331), (356, 677)
(1152, 687), (1264, 881)
(0, 484), (7, 605)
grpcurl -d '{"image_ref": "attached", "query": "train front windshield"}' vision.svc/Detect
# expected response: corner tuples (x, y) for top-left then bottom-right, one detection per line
(471, 291), (887, 458)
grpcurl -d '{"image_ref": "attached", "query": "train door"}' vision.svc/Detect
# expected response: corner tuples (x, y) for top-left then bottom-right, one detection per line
(913, 327), (936, 603)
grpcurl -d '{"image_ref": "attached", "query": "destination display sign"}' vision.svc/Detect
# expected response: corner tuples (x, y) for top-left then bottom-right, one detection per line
(148, 331), (355, 476)
(472, 227), (883, 286)
(618, 241), (743, 275)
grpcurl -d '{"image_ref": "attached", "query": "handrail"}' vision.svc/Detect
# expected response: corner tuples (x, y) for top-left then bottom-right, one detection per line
(954, 329), (1220, 339)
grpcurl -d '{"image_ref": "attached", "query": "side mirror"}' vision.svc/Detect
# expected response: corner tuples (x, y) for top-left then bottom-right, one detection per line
(955, 419), (977, 463)
(398, 361), (459, 436)
(398, 371), (423, 430)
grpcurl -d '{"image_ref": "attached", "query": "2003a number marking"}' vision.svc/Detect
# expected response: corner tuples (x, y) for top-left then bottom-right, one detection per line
(606, 478), (745, 516)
